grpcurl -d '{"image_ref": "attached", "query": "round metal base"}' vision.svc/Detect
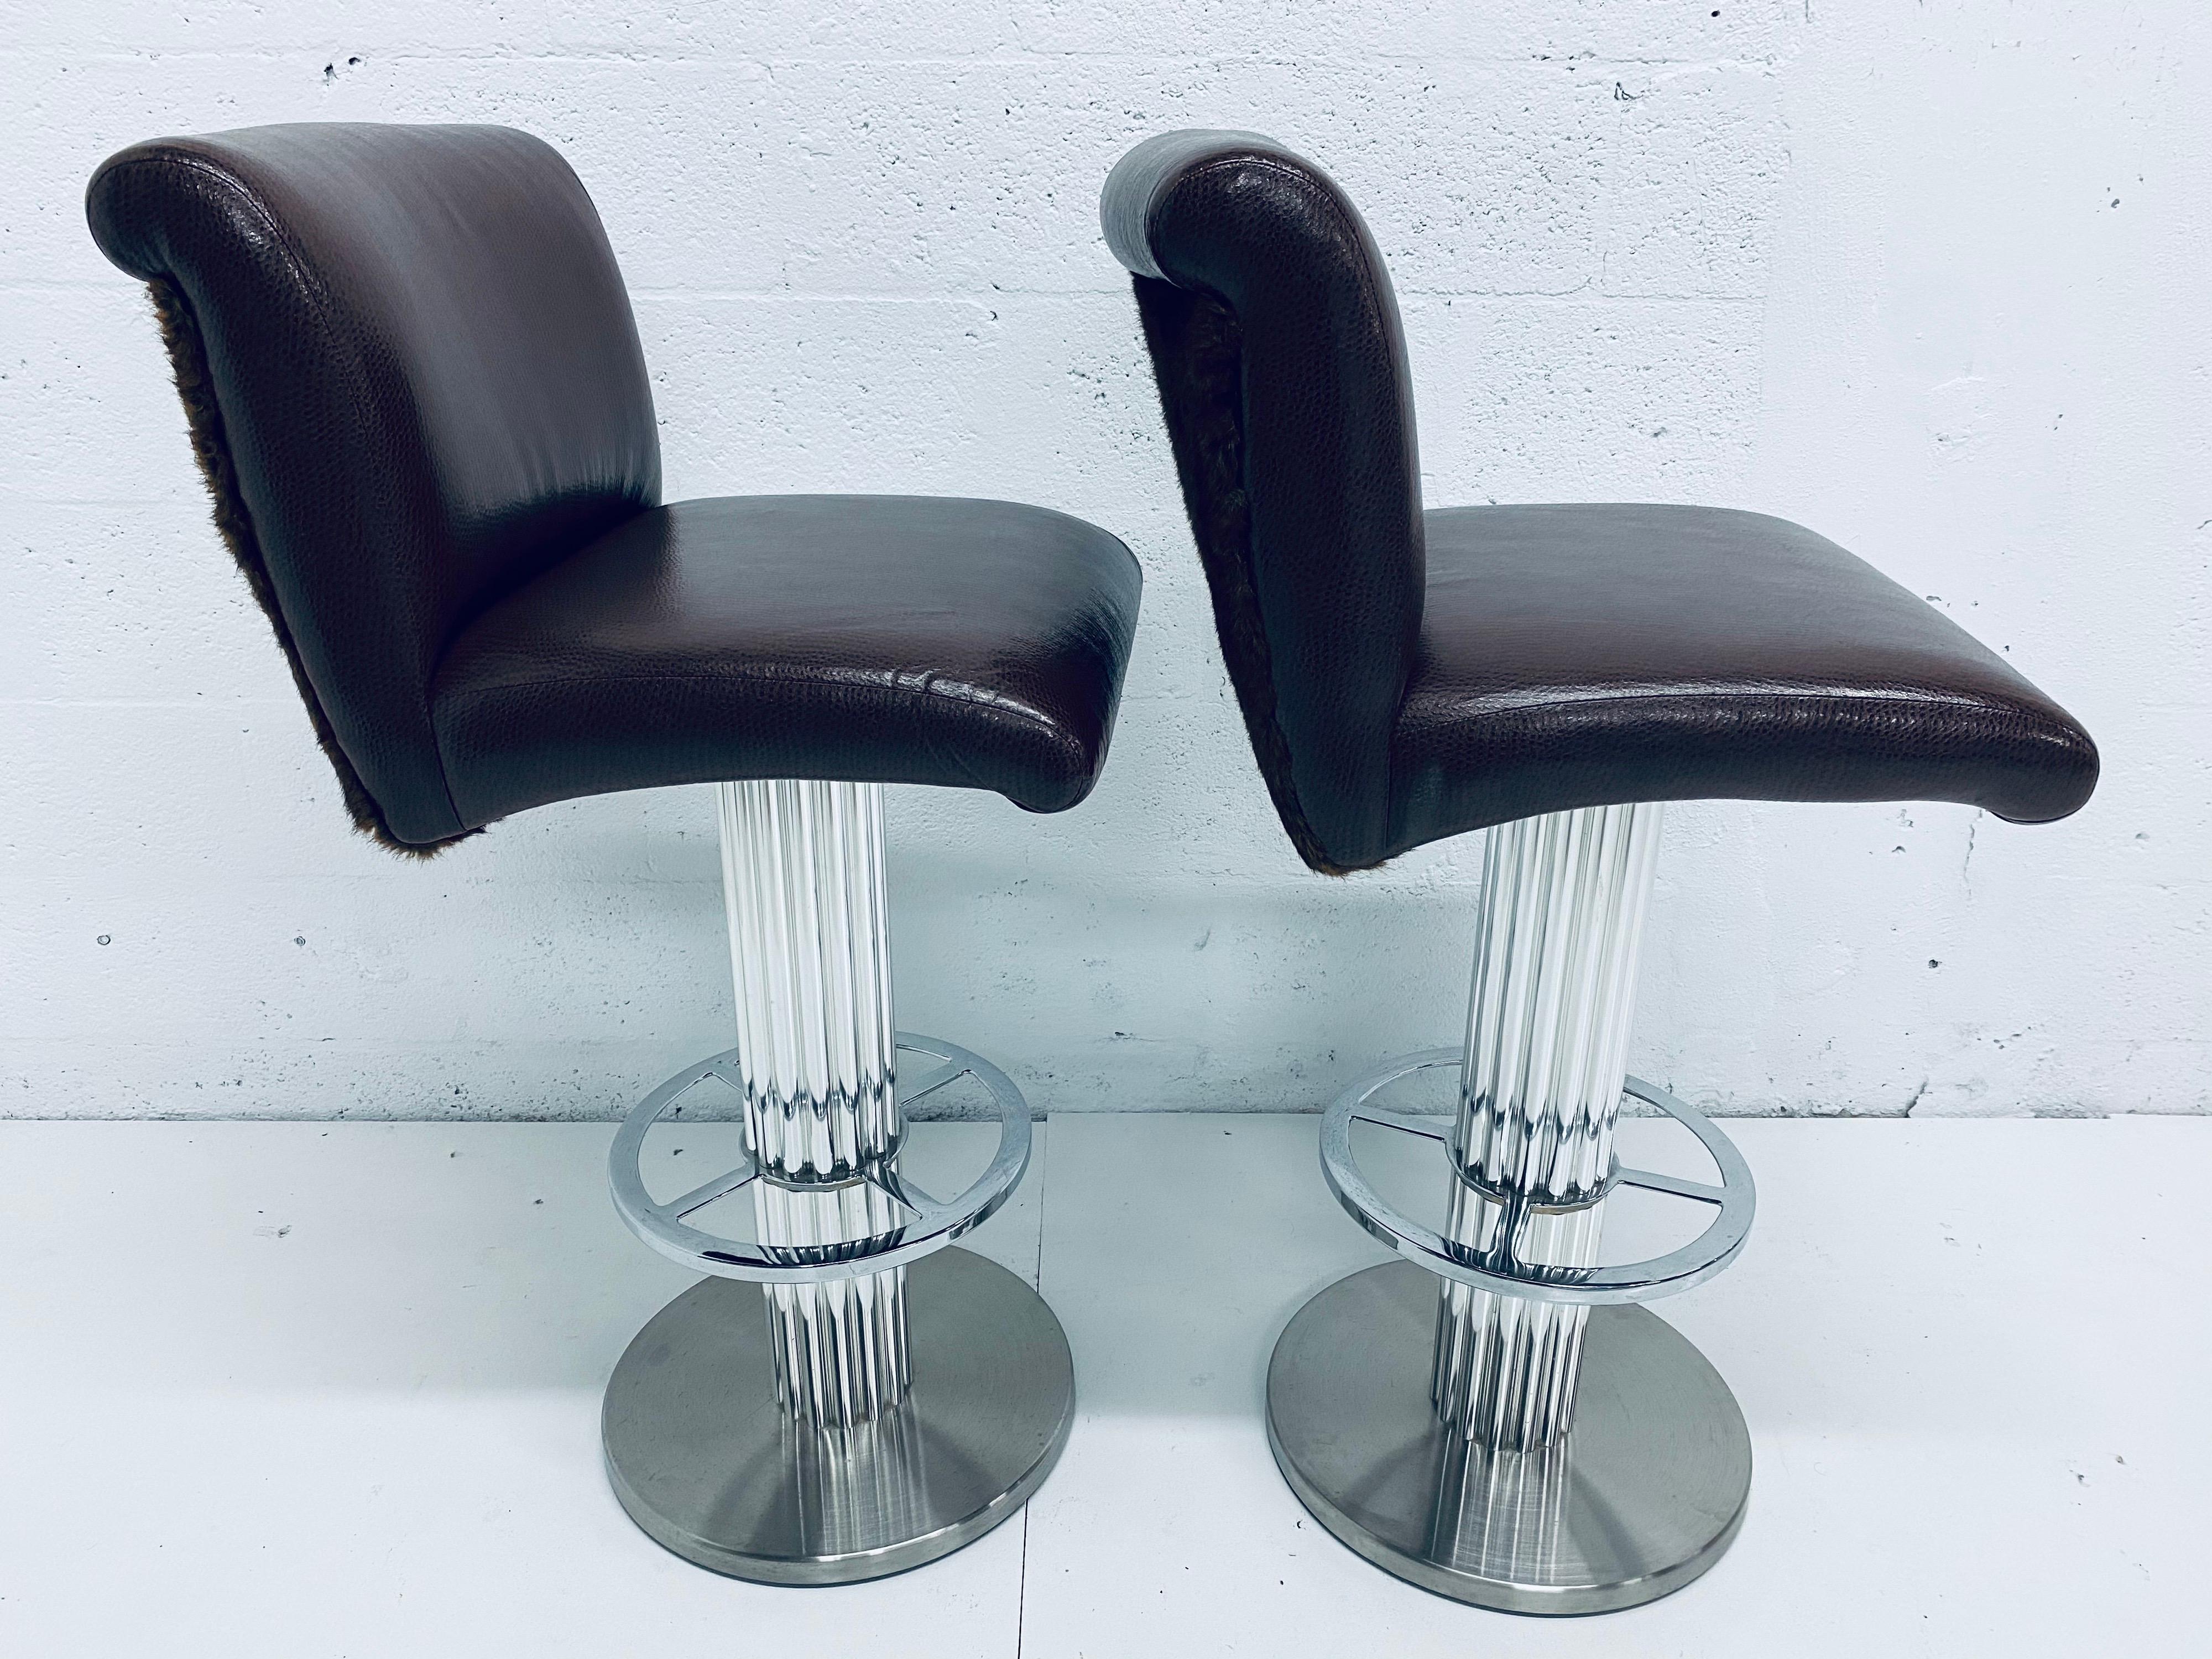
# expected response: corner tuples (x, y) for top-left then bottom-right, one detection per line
(1267, 1262), (1751, 1615)
(604, 1247), (1073, 1584)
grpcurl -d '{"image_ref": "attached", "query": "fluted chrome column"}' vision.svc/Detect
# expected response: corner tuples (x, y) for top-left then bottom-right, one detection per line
(1432, 803), (1663, 1448)
(719, 778), (907, 1431)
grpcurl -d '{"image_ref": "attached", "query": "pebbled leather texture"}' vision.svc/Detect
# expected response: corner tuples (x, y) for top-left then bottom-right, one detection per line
(1390, 507), (2099, 856)
(1105, 131), (1425, 874)
(1104, 132), (2097, 871)
(88, 123), (1141, 849)
(88, 123), (661, 849)
(433, 495), (1142, 827)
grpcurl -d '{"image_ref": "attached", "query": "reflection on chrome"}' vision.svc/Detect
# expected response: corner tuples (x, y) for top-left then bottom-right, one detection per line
(782, 1396), (936, 1558)
(1436, 803), (1662, 1447)
(1425, 1435), (1575, 1586)
(719, 777), (908, 1429)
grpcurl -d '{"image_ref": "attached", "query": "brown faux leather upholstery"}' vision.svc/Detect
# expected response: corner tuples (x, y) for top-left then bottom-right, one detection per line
(87, 123), (1140, 851)
(1394, 506), (2096, 851)
(1105, 131), (1423, 873)
(1103, 132), (2097, 873)
(435, 495), (1141, 826)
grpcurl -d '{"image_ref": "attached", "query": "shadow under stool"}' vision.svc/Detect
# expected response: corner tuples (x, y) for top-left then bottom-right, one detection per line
(87, 119), (1142, 1584)
(1100, 128), (2098, 1614)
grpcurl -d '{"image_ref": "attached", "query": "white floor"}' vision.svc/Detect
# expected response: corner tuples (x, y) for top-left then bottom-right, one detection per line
(0, 1114), (2200, 1657)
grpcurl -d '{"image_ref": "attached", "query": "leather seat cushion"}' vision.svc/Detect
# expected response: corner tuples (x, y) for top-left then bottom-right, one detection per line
(432, 494), (1142, 828)
(1386, 504), (2099, 855)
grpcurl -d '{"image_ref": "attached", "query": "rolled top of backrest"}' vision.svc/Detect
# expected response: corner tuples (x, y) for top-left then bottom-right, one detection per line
(88, 122), (661, 848)
(1102, 131), (1423, 873)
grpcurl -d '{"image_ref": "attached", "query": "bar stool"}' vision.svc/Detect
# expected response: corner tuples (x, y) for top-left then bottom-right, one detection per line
(1101, 131), (2096, 1613)
(87, 121), (1141, 1583)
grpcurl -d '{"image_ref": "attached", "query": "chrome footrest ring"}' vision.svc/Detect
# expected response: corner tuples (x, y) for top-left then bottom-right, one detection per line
(1318, 1047), (1755, 1305)
(609, 1032), (1030, 1284)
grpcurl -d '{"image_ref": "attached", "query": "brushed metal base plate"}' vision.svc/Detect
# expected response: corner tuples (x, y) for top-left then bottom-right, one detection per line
(1267, 1261), (1751, 1615)
(603, 1248), (1072, 1584)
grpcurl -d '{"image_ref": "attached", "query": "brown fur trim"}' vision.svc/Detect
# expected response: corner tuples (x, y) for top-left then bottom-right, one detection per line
(1130, 275), (1360, 875)
(145, 279), (477, 857)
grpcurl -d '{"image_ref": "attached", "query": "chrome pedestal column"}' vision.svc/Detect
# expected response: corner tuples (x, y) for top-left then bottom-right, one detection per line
(1268, 804), (1757, 1614)
(602, 780), (1073, 1584)
(719, 778), (909, 1432)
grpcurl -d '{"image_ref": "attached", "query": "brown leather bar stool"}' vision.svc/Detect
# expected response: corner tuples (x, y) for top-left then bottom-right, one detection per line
(87, 121), (1141, 1584)
(1102, 131), (2096, 1614)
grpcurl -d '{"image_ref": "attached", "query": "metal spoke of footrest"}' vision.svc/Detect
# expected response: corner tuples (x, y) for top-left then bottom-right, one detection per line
(608, 1032), (1031, 1284)
(1318, 1048), (1756, 1305)
(665, 1160), (759, 1219)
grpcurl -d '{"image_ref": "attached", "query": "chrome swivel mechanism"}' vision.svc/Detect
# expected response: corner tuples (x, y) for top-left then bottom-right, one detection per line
(601, 779), (1072, 1585)
(1267, 804), (1759, 1614)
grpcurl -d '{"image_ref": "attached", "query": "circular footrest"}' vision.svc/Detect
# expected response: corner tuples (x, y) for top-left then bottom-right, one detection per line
(1318, 1047), (1755, 1306)
(609, 1032), (1031, 1284)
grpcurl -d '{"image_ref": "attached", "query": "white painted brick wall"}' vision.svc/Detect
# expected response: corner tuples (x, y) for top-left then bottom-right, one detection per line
(3, 2), (2203, 1119)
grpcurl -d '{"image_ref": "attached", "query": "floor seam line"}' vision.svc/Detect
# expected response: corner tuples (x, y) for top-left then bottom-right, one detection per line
(1014, 1508), (1032, 1659)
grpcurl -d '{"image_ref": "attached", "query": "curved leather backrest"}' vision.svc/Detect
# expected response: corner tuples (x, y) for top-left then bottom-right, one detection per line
(1102, 131), (1424, 873)
(87, 123), (661, 849)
